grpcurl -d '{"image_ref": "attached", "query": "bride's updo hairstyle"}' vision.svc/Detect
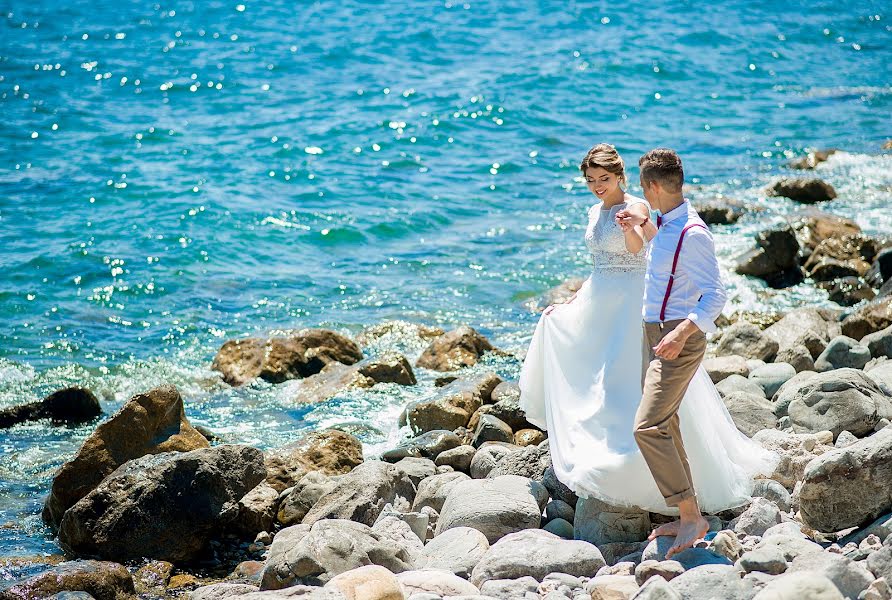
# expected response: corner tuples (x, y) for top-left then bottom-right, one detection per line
(579, 143), (626, 186)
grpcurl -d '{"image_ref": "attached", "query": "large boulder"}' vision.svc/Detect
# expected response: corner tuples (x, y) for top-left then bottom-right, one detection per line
(751, 572), (844, 600)
(301, 460), (416, 527)
(716, 323), (779, 362)
(723, 392), (777, 437)
(265, 428), (364, 492)
(842, 298), (892, 340)
(486, 441), (550, 482)
(469, 529), (605, 587)
(415, 326), (499, 371)
(735, 227), (802, 289)
(668, 564), (757, 600)
(57, 444), (265, 562)
(289, 353), (416, 404)
(234, 481), (280, 536)
(418, 526), (490, 578)
(695, 198), (747, 225)
(768, 178), (837, 204)
(212, 329), (363, 386)
(411, 471), (471, 514)
(573, 497), (651, 547)
(863, 325), (892, 359)
(804, 234), (877, 281)
(435, 475), (547, 543)
(42, 385), (209, 528)
(763, 308), (840, 359)
(326, 565), (403, 600)
(814, 336), (871, 371)
(798, 426), (892, 532)
(0, 560), (134, 600)
(785, 369), (892, 439)
(704, 355), (750, 383)
(791, 209), (860, 252)
(749, 363), (796, 399)
(277, 471), (340, 526)
(406, 373), (502, 434)
(260, 520), (415, 589)
(770, 371), (819, 417)
(0, 387), (100, 429)
(786, 552), (874, 599)
(381, 429), (463, 463)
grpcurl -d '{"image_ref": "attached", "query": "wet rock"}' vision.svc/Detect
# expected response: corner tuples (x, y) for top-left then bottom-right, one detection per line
(469, 529), (605, 587)
(260, 520), (415, 589)
(704, 355), (750, 383)
(57, 444), (265, 562)
(436, 475), (547, 543)
(786, 368), (892, 439)
(805, 234), (877, 275)
(382, 430), (463, 463)
(735, 226), (804, 288)
(842, 298), (892, 340)
(407, 373), (502, 434)
(573, 497), (650, 547)
(212, 329), (363, 386)
(695, 198), (747, 225)
(416, 327), (499, 372)
(786, 551), (873, 599)
(355, 320), (445, 349)
(0, 560), (133, 600)
(0, 387), (100, 429)
(791, 209), (861, 255)
(289, 353), (416, 404)
(472, 415), (514, 447)
(799, 427), (892, 532)
(525, 278), (586, 313)
(42, 385), (209, 528)
(418, 526), (489, 578)
(824, 277), (878, 306)
(723, 392), (777, 437)
(814, 335), (872, 371)
(787, 149), (837, 170)
(133, 560), (173, 595)
(716, 323), (779, 362)
(301, 460), (416, 527)
(867, 247), (892, 287)
(768, 177), (837, 204)
(265, 428), (363, 492)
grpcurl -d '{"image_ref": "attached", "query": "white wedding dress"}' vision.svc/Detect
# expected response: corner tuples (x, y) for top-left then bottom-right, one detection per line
(519, 198), (778, 515)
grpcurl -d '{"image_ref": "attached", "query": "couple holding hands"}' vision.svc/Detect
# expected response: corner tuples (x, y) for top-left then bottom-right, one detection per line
(519, 146), (778, 558)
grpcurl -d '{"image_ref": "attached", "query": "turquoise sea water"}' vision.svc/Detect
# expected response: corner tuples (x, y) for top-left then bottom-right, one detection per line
(1, 0), (890, 563)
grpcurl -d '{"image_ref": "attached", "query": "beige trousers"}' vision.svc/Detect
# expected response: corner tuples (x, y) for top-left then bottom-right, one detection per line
(635, 319), (707, 507)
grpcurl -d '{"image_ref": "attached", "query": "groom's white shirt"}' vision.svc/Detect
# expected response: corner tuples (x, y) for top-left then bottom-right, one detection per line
(643, 199), (727, 333)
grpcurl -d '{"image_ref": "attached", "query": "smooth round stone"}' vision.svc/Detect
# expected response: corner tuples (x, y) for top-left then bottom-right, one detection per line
(749, 363), (796, 398)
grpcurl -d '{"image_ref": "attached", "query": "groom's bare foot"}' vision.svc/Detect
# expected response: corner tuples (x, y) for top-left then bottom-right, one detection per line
(648, 520), (681, 541)
(665, 516), (709, 559)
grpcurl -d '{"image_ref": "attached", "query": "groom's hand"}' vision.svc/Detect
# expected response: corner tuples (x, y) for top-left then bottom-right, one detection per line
(615, 209), (645, 228)
(653, 319), (698, 359)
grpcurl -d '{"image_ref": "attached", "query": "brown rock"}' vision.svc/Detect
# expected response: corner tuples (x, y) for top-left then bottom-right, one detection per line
(406, 373), (502, 434)
(42, 385), (208, 528)
(515, 429), (546, 447)
(0, 560), (135, 600)
(290, 353), (416, 404)
(212, 329), (363, 386)
(842, 298), (892, 340)
(788, 149), (837, 169)
(416, 326), (499, 371)
(768, 178), (837, 204)
(265, 428), (364, 492)
(791, 209), (861, 252)
(134, 560), (173, 595)
(0, 386), (101, 429)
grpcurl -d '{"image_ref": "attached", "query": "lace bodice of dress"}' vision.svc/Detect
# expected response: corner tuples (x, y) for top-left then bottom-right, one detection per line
(584, 200), (649, 273)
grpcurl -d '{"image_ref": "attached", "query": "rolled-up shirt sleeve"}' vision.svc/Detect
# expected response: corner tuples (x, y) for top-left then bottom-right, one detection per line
(680, 229), (727, 333)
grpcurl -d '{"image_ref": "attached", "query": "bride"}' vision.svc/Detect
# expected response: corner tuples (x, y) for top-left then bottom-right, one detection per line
(519, 143), (777, 516)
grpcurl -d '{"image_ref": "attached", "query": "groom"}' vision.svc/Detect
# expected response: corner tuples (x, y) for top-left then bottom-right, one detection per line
(617, 148), (727, 558)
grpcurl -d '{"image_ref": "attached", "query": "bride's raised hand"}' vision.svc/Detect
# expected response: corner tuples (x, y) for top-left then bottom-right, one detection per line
(615, 209), (645, 228)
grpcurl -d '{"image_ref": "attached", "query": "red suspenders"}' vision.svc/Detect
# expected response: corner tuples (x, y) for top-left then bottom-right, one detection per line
(659, 223), (708, 322)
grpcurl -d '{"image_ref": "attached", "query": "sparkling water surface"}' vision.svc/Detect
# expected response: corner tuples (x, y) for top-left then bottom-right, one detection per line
(1, 0), (890, 564)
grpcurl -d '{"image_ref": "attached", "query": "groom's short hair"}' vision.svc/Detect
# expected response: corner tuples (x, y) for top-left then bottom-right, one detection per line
(639, 148), (684, 192)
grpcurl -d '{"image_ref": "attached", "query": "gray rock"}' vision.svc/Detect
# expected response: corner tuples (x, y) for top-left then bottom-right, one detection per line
(472, 415), (514, 447)
(486, 442), (550, 482)
(717, 323), (779, 362)
(867, 544), (892, 580)
(397, 569), (480, 597)
(749, 363), (796, 399)
(545, 499), (575, 524)
(839, 513), (892, 547)
(470, 529), (605, 587)
(598, 561), (637, 577)
(469, 443), (516, 479)
(478, 576), (539, 599)
(668, 564), (758, 600)
(752, 534), (823, 563)
(732, 498), (783, 536)
(236, 481), (280, 536)
(393, 457), (438, 488)
(435, 445), (476, 472)
(419, 526), (489, 579)
(717, 375), (767, 400)
(704, 355), (750, 383)
(752, 429), (834, 488)
(573, 496), (651, 546)
(301, 460), (417, 527)
(864, 325), (892, 359)
(436, 475), (547, 543)
(260, 519), (415, 589)
(722, 392), (778, 437)
(191, 583), (260, 599)
(785, 368), (892, 439)
(770, 371), (819, 417)
(774, 344), (815, 373)
(289, 353), (417, 404)
(710, 530), (744, 562)
(761, 522), (804, 539)
(543, 518), (574, 539)
(835, 430), (859, 448)
(763, 308), (840, 358)
(372, 514), (426, 563)
(737, 546), (787, 575)
(634, 560), (685, 585)
(786, 551), (873, 599)
(412, 471), (471, 514)
(868, 361), (892, 395)
(58, 445), (265, 563)
(815, 336), (872, 371)
(277, 471), (339, 526)
(584, 575), (639, 599)
(642, 537), (732, 569)
(382, 430), (463, 463)
(542, 466), (578, 508)
(633, 576), (683, 600)
(751, 480), (792, 513)
(750, 572), (843, 600)
(799, 427), (892, 532)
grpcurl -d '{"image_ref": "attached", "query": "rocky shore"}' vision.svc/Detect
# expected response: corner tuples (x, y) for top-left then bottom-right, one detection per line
(3, 168), (892, 600)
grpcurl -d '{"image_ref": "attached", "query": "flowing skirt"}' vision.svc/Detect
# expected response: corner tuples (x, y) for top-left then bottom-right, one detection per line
(519, 270), (778, 515)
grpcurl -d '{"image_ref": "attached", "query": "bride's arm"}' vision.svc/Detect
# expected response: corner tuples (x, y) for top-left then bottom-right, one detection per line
(616, 203), (652, 254)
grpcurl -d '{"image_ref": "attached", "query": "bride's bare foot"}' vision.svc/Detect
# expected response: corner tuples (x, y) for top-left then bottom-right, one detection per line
(665, 516), (709, 559)
(648, 520), (681, 541)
